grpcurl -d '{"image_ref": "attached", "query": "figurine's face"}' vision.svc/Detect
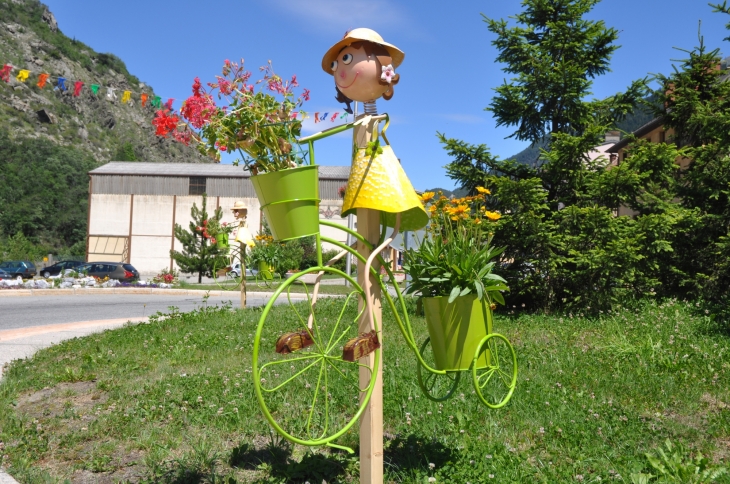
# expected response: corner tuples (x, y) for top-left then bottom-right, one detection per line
(233, 209), (247, 220)
(331, 44), (389, 102)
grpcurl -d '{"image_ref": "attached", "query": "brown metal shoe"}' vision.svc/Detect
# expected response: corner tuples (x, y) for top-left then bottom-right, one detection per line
(342, 330), (381, 362)
(275, 330), (315, 354)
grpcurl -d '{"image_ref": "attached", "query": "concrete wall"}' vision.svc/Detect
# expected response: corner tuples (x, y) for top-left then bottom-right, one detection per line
(89, 192), (353, 276)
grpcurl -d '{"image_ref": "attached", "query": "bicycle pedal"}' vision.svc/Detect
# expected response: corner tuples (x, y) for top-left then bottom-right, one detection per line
(342, 330), (380, 362)
(275, 330), (314, 354)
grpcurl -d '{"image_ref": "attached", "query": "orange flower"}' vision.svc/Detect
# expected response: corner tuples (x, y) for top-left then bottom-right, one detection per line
(420, 191), (435, 203)
(485, 210), (501, 221)
(428, 205), (438, 213)
(476, 186), (491, 195)
(474, 218), (482, 225)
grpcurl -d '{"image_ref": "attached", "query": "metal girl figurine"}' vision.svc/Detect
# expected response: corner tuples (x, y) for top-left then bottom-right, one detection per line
(321, 28), (428, 232)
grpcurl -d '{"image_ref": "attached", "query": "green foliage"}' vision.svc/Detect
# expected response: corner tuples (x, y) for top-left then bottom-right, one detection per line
(275, 240), (304, 277)
(483, 0), (622, 143)
(113, 141), (138, 161)
(403, 193), (507, 303)
(642, 439), (728, 483)
(170, 194), (226, 283)
(0, 129), (97, 250)
(0, 231), (49, 261)
(441, 1), (730, 319)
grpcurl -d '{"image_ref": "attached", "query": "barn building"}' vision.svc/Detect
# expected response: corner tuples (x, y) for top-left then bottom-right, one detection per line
(86, 162), (351, 275)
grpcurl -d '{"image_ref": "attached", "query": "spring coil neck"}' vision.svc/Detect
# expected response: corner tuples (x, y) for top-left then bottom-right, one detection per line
(363, 101), (378, 115)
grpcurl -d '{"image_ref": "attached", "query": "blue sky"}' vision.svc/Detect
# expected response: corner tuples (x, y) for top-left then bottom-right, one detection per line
(41, 0), (730, 191)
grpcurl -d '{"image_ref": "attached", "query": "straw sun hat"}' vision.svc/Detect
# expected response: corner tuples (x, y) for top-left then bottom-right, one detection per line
(321, 28), (405, 74)
(231, 201), (248, 213)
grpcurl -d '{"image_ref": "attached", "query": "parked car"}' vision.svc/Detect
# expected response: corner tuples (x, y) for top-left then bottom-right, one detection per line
(228, 262), (257, 278)
(38, 260), (86, 278)
(0, 268), (14, 280)
(0, 261), (36, 278)
(76, 262), (140, 282)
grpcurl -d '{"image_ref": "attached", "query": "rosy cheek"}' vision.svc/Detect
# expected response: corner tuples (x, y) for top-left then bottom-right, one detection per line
(339, 71), (346, 79)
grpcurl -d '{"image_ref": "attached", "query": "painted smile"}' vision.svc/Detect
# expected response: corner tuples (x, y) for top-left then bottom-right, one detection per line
(335, 71), (359, 89)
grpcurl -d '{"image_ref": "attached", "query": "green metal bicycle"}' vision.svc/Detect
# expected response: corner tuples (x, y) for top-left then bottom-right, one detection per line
(251, 120), (517, 453)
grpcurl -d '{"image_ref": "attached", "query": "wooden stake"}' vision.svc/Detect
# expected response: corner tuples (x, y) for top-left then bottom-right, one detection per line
(240, 243), (247, 309)
(355, 117), (383, 484)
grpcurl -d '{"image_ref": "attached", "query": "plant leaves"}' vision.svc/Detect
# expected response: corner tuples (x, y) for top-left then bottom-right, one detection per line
(448, 286), (461, 303)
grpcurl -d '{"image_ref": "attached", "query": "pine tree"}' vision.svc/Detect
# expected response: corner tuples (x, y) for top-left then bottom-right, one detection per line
(170, 194), (225, 283)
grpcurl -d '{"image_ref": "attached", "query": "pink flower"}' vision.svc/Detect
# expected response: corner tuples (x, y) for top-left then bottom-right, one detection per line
(211, 238), (217, 244)
(222, 222), (228, 226)
(381, 64), (395, 84)
(290, 75), (299, 87)
(302, 88), (311, 101)
(180, 77), (217, 129)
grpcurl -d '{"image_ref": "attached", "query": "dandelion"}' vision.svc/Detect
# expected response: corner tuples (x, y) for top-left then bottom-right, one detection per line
(429, 463), (435, 469)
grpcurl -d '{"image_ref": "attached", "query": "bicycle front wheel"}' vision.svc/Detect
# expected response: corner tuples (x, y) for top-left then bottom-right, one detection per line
(252, 266), (379, 448)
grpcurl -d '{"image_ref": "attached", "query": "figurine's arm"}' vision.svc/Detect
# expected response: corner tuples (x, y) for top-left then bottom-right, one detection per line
(298, 114), (389, 165)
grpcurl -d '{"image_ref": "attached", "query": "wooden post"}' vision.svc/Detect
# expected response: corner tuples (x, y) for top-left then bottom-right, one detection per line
(240, 242), (247, 309)
(355, 117), (383, 484)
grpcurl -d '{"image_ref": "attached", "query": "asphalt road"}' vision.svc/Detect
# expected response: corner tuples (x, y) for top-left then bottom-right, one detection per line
(0, 293), (282, 331)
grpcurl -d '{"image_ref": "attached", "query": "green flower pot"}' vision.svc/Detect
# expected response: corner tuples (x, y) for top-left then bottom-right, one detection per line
(258, 260), (275, 274)
(216, 233), (229, 249)
(423, 294), (492, 371)
(251, 165), (320, 241)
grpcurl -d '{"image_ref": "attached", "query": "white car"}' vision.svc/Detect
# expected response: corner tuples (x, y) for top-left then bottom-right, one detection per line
(228, 262), (257, 278)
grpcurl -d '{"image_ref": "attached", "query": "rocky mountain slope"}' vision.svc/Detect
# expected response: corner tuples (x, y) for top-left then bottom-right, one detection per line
(0, 0), (209, 164)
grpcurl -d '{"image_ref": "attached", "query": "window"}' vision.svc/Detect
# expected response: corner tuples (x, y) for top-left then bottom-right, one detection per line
(189, 177), (207, 195)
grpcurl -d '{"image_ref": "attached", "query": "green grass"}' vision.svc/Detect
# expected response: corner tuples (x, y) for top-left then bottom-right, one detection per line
(178, 279), (354, 296)
(0, 299), (728, 483)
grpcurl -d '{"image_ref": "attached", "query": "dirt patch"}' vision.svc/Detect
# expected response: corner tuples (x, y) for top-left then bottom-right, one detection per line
(15, 381), (107, 421)
(700, 393), (729, 412)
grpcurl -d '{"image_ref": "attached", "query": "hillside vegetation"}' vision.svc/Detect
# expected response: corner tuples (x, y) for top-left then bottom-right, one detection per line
(0, 0), (211, 256)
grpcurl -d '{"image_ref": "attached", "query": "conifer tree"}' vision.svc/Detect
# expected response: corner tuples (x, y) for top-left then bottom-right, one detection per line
(170, 194), (225, 283)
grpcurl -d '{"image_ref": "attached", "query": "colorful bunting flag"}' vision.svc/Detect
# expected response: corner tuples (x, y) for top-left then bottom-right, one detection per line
(165, 98), (174, 110)
(57, 77), (66, 90)
(330, 112), (338, 122)
(73, 81), (83, 97)
(1, 64), (13, 82)
(340, 112), (348, 119)
(16, 69), (30, 82)
(151, 96), (161, 108)
(121, 90), (131, 103)
(314, 112), (320, 123)
(90, 84), (99, 94)
(37, 73), (49, 88)
(106, 87), (117, 101)
(140, 93), (148, 107)
(320, 112), (328, 121)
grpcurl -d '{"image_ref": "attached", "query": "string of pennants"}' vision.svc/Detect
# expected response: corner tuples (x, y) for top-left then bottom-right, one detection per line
(1, 61), (351, 123)
(0, 62), (175, 109)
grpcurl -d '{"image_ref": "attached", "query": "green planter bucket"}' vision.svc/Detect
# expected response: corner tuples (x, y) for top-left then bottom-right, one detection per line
(216, 233), (229, 249)
(251, 165), (320, 241)
(258, 260), (275, 274)
(423, 295), (493, 371)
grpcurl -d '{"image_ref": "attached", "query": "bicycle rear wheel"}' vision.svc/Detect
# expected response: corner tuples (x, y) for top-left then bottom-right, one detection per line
(472, 333), (517, 408)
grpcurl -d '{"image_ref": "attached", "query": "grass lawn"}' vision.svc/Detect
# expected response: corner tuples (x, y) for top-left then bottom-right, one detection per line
(0, 299), (728, 483)
(177, 278), (354, 296)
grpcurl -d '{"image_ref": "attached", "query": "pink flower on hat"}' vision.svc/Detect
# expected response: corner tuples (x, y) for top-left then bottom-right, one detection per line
(381, 64), (395, 84)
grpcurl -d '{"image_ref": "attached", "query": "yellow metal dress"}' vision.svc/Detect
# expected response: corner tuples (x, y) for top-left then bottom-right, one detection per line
(342, 142), (428, 232)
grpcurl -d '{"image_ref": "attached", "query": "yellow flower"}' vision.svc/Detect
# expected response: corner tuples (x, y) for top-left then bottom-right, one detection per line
(474, 218), (482, 225)
(485, 210), (501, 221)
(428, 205), (437, 213)
(451, 204), (469, 216)
(476, 186), (491, 195)
(420, 191), (435, 203)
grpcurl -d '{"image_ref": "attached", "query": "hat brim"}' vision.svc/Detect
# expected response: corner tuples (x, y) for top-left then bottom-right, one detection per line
(321, 37), (404, 74)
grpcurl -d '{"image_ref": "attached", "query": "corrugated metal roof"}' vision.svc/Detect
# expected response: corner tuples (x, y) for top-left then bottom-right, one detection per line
(90, 162), (350, 179)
